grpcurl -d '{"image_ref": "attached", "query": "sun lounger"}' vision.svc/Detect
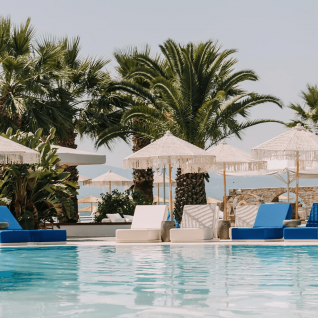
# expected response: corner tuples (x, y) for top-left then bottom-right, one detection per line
(116, 205), (168, 243)
(284, 203), (318, 240)
(0, 206), (66, 243)
(229, 205), (259, 239)
(235, 205), (259, 228)
(170, 205), (220, 243)
(231, 203), (293, 240)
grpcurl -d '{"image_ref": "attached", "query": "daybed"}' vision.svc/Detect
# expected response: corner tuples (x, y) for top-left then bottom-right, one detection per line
(116, 205), (168, 243)
(284, 203), (318, 240)
(231, 203), (293, 240)
(0, 206), (66, 243)
(170, 205), (219, 243)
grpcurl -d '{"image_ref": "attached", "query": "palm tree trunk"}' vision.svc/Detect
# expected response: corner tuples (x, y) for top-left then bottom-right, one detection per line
(132, 133), (153, 202)
(57, 129), (79, 223)
(174, 168), (207, 223)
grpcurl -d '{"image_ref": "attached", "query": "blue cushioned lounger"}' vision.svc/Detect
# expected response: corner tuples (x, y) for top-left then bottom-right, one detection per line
(284, 203), (318, 240)
(232, 204), (293, 240)
(0, 206), (66, 243)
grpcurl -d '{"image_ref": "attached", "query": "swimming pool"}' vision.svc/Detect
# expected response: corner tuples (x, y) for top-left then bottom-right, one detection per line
(1, 245), (318, 317)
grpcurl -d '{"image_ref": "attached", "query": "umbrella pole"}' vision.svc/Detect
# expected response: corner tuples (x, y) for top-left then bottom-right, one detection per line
(223, 163), (227, 220)
(109, 181), (111, 194)
(91, 202), (93, 214)
(163, 167), (166, 208)
(158, 184), (159, 205)
(287, 169), (290, 203)
(102, 187), (105, 194)
(169, 164), (173, 221)
(296, 152), (299, 219)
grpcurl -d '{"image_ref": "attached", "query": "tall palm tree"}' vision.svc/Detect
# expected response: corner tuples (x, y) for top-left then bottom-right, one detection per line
(287, 84), (318, 133)
(97, 39), (283, 222)
(0, 17), (75, 138)
(109, 46), (158, 201)
(0, 17), (120, 222)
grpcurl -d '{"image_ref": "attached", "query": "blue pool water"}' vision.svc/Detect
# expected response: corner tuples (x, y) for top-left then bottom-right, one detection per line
(1, 245), (318, 317)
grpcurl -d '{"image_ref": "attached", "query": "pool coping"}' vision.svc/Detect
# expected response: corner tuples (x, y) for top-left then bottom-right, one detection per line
(2, 237), (318, 248)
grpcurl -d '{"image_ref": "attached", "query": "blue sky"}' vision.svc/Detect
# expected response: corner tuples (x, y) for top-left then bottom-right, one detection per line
(3, 0), (318, 167)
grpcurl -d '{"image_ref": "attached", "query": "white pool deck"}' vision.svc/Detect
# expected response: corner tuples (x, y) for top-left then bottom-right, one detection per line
(1, 237), (318, 248)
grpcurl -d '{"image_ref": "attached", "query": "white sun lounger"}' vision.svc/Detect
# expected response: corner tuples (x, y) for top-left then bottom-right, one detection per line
(116, 205), (168, 243)
(170, 205), (220, 243)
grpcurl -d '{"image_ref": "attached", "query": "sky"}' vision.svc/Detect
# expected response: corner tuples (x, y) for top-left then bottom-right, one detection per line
(3, 0), (318, 167)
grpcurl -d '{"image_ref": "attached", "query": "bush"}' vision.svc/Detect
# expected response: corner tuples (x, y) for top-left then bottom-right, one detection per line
(95, 189), (152, 222)
(0, 128), (78, 229)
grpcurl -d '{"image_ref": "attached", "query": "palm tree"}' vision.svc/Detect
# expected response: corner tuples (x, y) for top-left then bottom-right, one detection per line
(105, 46), (158, 201)
(287, 84), (318, 133)
(97, 39), (283, 222)
(0, 17), (75, 138)
(0, 17), (120, 221)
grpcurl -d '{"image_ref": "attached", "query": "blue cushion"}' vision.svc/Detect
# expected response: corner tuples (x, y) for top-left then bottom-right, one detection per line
(232, 228), (265, 240)
(0, 206), (22, 230)
(253, 204), (293, 228)
(284, 227), (318, 239)
(41, 230), (66, 242)
(306, 203), (318, 227)
(0, 230), (30, 243)
(29, 230), (67, 242)
(232, 228), (284, 240)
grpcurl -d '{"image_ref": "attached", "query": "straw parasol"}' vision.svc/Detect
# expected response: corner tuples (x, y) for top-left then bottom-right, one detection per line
(153, 171), (176, 204)
(123, 131), (216, 217)
(78, 175), (92, 186)
(153, 196), (176, 203)
(85, 170), (133, 193)
(207, 197), (222, 204)
(0, 136), (40, 164)
(78, 206), (98, 213)
(207, 140), (266, 220)
(78, 196), (102, 214)
(51, 145), (106, 166)
(252, 124), (318, 218)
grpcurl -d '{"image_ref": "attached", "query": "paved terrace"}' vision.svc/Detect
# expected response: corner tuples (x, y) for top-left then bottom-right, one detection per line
(1, 237), (318, 248)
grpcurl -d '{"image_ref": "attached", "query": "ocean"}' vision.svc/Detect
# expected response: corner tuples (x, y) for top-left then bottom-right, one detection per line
(77, 165), (317, 209)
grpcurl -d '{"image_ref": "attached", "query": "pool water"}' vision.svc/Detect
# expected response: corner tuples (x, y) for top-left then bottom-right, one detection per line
(1, 245), (318, 317)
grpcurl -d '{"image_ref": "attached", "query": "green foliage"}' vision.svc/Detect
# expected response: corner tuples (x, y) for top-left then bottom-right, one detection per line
(95, 189), (152, 222)
(0, 16), (123, 144)
(287, 84), (318, 134)
(97, 39), (284, 149)
(0, 127), (78, 228)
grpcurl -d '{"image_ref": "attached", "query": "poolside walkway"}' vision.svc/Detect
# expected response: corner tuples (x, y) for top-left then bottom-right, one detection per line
(1, 237), (318, 248)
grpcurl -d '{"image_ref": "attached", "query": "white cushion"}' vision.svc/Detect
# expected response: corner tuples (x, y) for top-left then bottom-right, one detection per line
(101, 218), (110, 223)
(116, 229), (160, 243)
(182, 205), (216, 228)
(131, 205), (168, 230)
(106, 213), (124, 223)
(124, 215), (134, 222)
(170, 228), (212, 242)
(235, 205), (259, 228)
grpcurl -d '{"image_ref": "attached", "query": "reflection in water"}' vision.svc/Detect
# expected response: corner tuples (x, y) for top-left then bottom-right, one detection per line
(1, 245), (318, 317)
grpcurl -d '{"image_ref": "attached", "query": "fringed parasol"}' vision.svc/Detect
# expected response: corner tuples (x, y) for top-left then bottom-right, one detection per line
(207, 140), (266, 220)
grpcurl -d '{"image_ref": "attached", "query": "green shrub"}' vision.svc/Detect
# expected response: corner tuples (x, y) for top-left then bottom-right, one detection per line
(95, 189), (152, 222)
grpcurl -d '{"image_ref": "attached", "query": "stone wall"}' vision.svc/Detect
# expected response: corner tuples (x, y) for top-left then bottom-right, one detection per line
(228, 186), (318, 208)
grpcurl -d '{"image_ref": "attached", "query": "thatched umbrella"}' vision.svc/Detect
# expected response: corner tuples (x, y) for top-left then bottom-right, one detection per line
(78, 175), (91, 186)
(207, 140), (266, 220)
(123, 131), (215, 218)
(84, 170), (133, 193)
(252, 124), (318, 218)
(78, 196), (102, 213)
(153, 171), (176, 205)
(0, 136), (40, 164)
